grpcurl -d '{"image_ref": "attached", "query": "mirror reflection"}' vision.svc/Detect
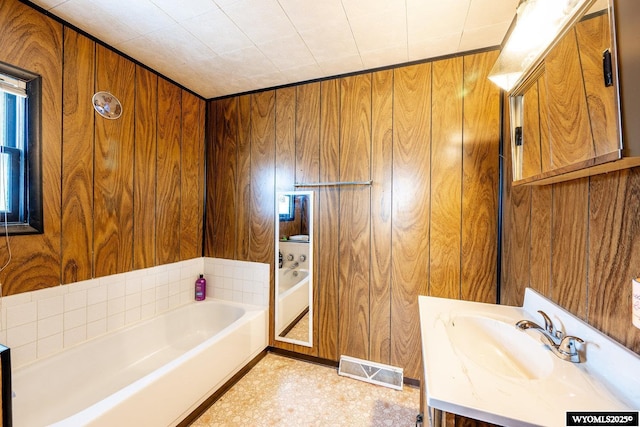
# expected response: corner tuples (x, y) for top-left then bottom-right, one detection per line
(275, 191), (313, 347)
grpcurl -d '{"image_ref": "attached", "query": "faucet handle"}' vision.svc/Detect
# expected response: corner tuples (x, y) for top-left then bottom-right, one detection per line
(537, 310), (563, 340)
(558, 335), (584, 363)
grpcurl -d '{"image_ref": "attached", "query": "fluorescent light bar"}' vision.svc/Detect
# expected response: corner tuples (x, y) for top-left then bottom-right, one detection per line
(489, 0), (597, 92)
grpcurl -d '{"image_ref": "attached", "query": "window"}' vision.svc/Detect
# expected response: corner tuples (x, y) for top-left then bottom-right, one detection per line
(278, 194), (295, 221)
(0, 62), (43, 234)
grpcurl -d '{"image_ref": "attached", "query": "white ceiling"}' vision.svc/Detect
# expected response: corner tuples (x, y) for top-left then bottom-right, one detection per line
(27, 0), (520, 99)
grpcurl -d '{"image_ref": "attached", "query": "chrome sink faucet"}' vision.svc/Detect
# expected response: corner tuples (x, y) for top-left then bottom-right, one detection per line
(516, 310), (584, 363)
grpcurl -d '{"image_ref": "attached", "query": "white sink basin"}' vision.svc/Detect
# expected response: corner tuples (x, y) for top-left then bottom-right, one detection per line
(446, 314), (554, 380)
(419, 288), (640, 427)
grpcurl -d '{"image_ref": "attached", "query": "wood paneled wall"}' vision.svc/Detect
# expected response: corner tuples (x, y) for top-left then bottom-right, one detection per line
(0, 0), (206, 293)
(205, 50), (501, 379)
(501, 94), (640, 355)
(0, 0), (63, 294)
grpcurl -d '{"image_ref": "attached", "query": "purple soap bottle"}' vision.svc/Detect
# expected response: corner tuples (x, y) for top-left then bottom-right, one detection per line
(195, 274), (206, 301)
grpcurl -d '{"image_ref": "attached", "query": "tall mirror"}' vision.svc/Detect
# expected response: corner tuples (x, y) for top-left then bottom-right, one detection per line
(275, 191), (313, 347)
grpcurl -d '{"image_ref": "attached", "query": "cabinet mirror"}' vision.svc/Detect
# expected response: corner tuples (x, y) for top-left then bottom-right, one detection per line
(274, 191), (313, 347)
(509, 1), (619, 185)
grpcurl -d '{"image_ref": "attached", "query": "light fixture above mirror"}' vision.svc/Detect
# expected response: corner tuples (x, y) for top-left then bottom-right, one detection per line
(489, 0), (599, 92)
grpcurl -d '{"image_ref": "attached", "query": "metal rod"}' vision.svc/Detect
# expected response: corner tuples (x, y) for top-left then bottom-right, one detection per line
(293, 180), (373, 187)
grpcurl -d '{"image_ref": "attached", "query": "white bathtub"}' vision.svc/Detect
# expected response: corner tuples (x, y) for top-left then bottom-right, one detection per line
(11, 299), (268, 427)
(276, 269), (309, 336)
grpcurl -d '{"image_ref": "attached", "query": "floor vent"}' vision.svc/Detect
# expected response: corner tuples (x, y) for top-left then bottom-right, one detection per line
(338, 355), (403, 390)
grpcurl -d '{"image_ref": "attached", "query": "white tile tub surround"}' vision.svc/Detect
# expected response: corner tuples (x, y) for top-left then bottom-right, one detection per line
(0, 257), (269, 369)
(204, 257), (270, 307)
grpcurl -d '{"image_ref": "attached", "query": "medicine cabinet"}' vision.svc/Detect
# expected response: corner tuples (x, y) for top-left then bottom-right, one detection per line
(507, 0), (640, 185)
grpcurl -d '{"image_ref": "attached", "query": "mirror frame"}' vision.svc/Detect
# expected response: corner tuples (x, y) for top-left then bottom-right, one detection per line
(274, 190), (313, 347)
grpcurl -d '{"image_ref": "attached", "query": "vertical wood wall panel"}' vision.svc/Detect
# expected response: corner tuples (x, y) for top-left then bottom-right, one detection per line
(133, 66), (158, 270)
(180, 91), (205, 260)
(204, 103), (218, 257)
(249, 91), (276, 265)
(575, 14), (619, 158)
(538, 74), (552, 173)
(530, 185), (552, 297)
(273, 86), (298, 352)
(430, 57), (463, 299)
(274, 89), (297, 243)
(208, 99), (238, 259)
(521, 81), (542, 179)
(503, 185), (531, 304)
(370, 69), (393, 364)
(317, 79), (341, 360)
(94, 46), (135, 277)
(249, 90), (276, 350)
(588, 170), (640, 350)
(338, 74), (372, 362)
(461, 52), (500, 303)
(551, 179), (589, 319)
(62, 29), (95, 284)
(296, 83), (321, 185)
(275, 88), (296, 191)
(293, 83), (321, 356)
(545, 30), (595, 168)
(236, 95), (252, 260)
(156, 79), (182, 265)
(392, 63), (431, 379)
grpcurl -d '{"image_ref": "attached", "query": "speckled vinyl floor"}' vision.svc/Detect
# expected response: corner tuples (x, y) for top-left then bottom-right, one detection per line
(191, 353), (420, 427)
(279, 312), (309, 342)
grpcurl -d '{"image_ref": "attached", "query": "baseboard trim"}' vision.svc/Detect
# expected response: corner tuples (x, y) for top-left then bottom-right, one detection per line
(268, 346), (339, 368)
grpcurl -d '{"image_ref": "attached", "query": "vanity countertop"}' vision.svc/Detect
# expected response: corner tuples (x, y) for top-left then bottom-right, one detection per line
(418, 288), (640, 426)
